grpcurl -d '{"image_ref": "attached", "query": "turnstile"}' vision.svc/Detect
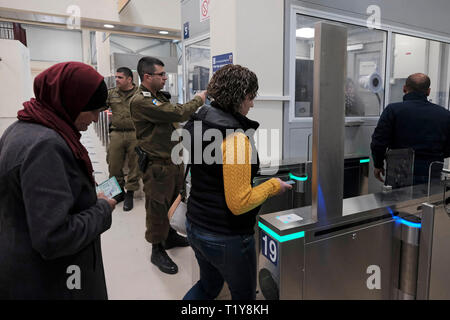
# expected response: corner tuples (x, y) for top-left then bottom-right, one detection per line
(257, 179), (450, 300)
(254, 156), (370, 215)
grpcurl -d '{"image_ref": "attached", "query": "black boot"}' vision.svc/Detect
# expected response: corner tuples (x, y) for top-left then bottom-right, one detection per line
(163, 228), (189, 250)
(151, 243), (178, 274)
(123, 191), (134, 211)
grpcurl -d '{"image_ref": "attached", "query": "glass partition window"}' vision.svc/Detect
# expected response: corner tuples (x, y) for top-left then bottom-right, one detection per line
(185, 38), (211, 101)
(389, 33), (450, 107)
(295, 15), (387, 118)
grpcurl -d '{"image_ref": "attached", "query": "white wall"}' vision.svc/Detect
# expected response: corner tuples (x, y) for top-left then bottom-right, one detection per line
(0, 0), (181, 31)
(119, 0), (181, 31)
(0, 39), (33, 134)
(210, 0), (284, 162)
(235, 1), (284, 97)
(0, 0), (119, 22)
(393, 34), (427, 79)
(210, 1), (237, 58)
(23, 25), (83, 62)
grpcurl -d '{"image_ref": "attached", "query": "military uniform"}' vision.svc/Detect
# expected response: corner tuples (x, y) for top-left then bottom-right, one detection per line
(106, 85), (140, 193)
(130, 84), (204, 244)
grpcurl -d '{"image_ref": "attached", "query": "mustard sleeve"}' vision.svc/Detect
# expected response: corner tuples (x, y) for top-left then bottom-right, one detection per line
(222, 132), (281, 215)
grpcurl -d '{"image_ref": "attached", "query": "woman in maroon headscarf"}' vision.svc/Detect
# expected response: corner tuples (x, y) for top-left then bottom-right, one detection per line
(0, 62), (116, 299)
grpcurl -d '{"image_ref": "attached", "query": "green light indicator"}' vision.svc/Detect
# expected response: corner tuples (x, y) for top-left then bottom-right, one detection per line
(258, 222), (305, 243)
(360, 158), (370, 164)
(289, 173), (308, 182)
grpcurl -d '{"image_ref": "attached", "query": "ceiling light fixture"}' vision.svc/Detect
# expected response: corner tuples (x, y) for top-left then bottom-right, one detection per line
(159, 31), (169, 35)
(104, 24), (115, 29)
(296, 27), (315, 39)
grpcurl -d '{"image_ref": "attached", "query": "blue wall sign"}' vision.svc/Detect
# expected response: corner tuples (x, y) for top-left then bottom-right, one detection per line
(212, 52), (233, 72)
(183, 22), (190, 39)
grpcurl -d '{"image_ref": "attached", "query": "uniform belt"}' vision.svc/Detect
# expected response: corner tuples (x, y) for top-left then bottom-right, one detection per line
(149, 158), (176, 165)
(112, 128), (135, 132)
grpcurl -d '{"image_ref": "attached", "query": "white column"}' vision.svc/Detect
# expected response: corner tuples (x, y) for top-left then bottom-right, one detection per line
(96, 31), (112, 77)
(209, 0), (284, 163)
(82, 29), (91, 65)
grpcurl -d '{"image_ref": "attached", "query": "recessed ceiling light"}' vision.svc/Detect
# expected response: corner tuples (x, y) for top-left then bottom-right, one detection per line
(296, 27), (314, 39)
(104, 24), (115, 29)
(159, 30), (169, 35)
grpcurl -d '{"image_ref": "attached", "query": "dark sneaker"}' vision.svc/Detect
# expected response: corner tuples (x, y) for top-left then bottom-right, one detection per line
(163, 229), (189, 250)
(151, 244), (178, 274)
(123, 191), (134, 211)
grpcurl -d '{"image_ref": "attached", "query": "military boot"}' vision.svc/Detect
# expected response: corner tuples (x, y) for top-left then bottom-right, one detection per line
(163, 228), (189, 250)
(123, 191), (134, 211)
(151, 243), (178, 274)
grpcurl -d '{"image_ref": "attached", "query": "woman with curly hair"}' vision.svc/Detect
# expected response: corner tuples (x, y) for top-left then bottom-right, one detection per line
(183, 64), (292, 300)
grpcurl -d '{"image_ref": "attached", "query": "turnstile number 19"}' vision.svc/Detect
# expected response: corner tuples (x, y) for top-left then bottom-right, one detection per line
(261, 231), (278, 266)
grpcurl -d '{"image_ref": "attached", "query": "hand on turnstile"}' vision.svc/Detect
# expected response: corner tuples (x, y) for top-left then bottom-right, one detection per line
(275, 178), (293, 195)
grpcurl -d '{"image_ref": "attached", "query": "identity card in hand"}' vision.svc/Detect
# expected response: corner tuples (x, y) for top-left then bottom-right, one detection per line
(96, 176), (122, 199)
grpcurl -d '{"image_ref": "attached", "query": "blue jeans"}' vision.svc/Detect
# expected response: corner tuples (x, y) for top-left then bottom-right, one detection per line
(183, 219), (256, 300)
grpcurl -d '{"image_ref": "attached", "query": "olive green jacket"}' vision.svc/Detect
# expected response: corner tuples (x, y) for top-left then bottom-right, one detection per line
(106, 85), (139, 130)
(129, 84), (204, 160)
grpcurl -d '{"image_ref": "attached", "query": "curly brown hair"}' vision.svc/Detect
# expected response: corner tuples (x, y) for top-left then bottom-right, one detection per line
(207, 64), (258, 114)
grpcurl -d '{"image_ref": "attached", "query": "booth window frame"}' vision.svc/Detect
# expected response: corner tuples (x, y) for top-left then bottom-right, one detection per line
(288, 5), (450, 123)
(182, 32), (210, 103)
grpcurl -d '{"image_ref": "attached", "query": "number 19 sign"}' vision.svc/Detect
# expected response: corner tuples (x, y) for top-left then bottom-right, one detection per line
(261, 230), (278, 266)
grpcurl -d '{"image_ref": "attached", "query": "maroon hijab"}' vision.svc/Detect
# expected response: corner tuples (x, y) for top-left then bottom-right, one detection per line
(17, 62), (104, 184)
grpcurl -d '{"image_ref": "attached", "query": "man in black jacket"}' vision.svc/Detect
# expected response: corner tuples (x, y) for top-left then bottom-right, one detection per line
(371, 73), (450, 185)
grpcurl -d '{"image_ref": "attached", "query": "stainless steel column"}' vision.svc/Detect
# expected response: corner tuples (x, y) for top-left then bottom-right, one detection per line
(397, 216), (421, 299)
(419, 198), (450, 299)
(105, 111), (111, 148)
(416, 203), (435, 300)
(311, 22), (347, 225)
(100, 111), (106, 146)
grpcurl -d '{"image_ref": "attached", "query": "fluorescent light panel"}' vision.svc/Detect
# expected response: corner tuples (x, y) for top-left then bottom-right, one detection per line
(296, 27), (314, 39)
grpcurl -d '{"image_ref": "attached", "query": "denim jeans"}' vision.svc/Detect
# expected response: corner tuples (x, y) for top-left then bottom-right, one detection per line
(183, 219), (256, 300)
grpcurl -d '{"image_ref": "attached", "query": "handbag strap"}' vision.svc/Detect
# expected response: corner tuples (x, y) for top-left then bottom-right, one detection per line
(183, 164), (191, 182)
(180, 164), (191, 200)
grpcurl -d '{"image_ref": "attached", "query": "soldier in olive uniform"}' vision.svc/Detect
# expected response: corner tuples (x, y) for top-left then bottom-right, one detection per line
(130, 56), (206, 274)
(106, 67), (140, 211)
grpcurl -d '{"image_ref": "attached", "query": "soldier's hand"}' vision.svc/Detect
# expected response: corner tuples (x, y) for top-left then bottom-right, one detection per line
(195, 90), (207, 104)
(97, 192), (117, 210)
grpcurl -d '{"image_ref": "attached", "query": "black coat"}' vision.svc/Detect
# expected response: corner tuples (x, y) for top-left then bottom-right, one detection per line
(0, 121), (112, 299)
(371, 92), (450, 179)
